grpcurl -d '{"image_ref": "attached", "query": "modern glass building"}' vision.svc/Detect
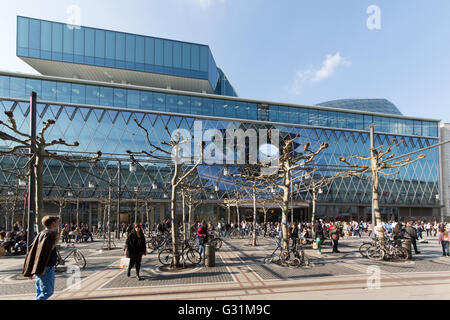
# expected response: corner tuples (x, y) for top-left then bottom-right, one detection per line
(0, 16), (443, 226)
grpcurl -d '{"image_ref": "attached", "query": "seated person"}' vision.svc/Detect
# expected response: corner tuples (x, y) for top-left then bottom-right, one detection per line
(2, 232), (15, 254)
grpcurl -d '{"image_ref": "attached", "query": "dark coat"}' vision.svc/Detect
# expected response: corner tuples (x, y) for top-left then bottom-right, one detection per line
(125, 232), (146, 255)
(314, 223), (324, 240)
(23, 230), (58, 277)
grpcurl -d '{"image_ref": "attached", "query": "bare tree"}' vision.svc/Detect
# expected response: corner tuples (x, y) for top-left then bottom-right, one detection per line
(0, 111), (101, 231)
(127, 119), (204, 268)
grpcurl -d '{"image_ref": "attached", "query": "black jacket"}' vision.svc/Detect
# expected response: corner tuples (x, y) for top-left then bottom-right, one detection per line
(314, 223), (324, 240)
(125, 232), (146, 255)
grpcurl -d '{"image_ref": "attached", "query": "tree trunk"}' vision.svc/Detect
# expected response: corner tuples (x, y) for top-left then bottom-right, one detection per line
(311, 187), (317, 224)
(171, 183), (181, 267)
(281, 184), (290, 254)
(252, 188), (257, 247)
(76, 197), (80, 227)
(227, 205), (231, 225)
(146, 201), (150, 237)
(188, 203), (193, 239)
(372, 171), (384, 244)
(182, 191), (187, 241)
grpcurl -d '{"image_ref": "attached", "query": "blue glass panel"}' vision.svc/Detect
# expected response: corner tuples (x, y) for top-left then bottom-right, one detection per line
(74, 28), (84, 62)
(29, 19), (41, 57)
(52, 22), (63, 58)
(127, 90), (140, 109)
(153, 93), (166, 111)
(163, 40), (173, 68)
(62, 25), (74, 62)
(105, 31), (115, 60)
(173, 42), (182, 69)
(115, 33), (125, 62)
(95, 30), (105, 59)
(182, 43), (191, 70)
(135, 36), (145, 64)
(25, 79), (41, 96)
(236, 102), (248, 119)
(56, 82), (71, 102)
(413, 120), (422, 136)
(191, 97), (202, 115)
(41, 21), (52, 59)
(214, 99), (225, 117)
(10, 77), (26, 98)
(191, 45), (200, 71)
(140, 91), (152, 110)
(202, 98), (214, 116)
(354, 114), (364, 130)
(318, 110), (327, 127)
(145, 38), (154, 65)
(41, 81), (57, 101)
(166, 94), (177, 113)
(364, 115), (373, 130)
(99, 87), (113, 106)
(226, 101), (236, 118)
(125, 34), (135, 63)
(17, 17), (29, 54)
(278, 106), (290, 123)
(71, 84), (85, 104)
(114, 88), (126, 107)
(0, 76), (10, 97)
(85, 85), (100, 105)
(247, 103), (258, 120)
(155, 39), (163, 66)
(380, 117), (389, 132)
(200, 46), (208, 72)
(84, 28), (95, 58)
(309, 110), (319, 126)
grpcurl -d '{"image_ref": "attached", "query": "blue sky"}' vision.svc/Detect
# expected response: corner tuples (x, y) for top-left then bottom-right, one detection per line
(0, 0), (449, 122)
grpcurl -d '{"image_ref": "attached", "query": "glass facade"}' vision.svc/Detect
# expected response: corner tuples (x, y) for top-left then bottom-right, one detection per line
(0, 74), (439, 137)
(16, 16), (223, 93)
(0, 98), (440, 206)
(317, 99), (403, 116)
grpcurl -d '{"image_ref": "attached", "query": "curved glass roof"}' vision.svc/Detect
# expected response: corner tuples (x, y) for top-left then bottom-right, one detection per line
(316, 99), (403, 116)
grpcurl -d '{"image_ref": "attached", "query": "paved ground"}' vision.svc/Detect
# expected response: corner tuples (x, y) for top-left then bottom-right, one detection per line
(1, 235), (449, 300)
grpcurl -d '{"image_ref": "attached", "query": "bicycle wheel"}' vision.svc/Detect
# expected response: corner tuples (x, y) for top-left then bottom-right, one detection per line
(215, 238), (222, 250)
(186, 248), (201, 265)
(280, 251), (290, 266)
(359, 243), (373, 258)
(158, 249), (173, 266)
(392, 247), (408, 262)
(73, 250), (86, 268)
(288, 257), (301, 268)
(367, 247), (385, 261)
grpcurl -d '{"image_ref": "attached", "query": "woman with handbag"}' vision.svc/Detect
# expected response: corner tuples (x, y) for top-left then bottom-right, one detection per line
(197, 221), (208, 259)
(124, 224), (147, 280)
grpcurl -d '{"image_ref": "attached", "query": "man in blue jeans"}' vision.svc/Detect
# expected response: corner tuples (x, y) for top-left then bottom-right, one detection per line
(23, 216), (60, 300)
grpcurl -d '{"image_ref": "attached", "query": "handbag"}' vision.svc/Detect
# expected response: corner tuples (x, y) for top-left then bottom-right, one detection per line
(119, 257), (130, 269)
(313, 241), (318, 250)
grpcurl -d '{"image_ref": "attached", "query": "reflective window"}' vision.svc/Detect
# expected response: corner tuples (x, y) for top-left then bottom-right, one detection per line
(99, 86), (113, 106)
(127, 90), (140, 109)
(105, 31), (115, 61)
(115, 33), (125, 62)
(29, 19), (41, 58)
(40, 21), (52, 59)
(95, 30), (105, 60)
(85, 85), (100, 105)
(177, 95), (190, 114)
(214, 99), (226, 117)
(140, 91), (153, 110)
(173, 42), (182, 69)
(114, 88), (126, 107)
(57, 82), (71, 102)
(202, 98), (214, 116)
(63, 25), (74, 62)
(84, 28), (95, 61)
(41, 80), (57, 101)
(155, 39), (163, 66)
(163, 40), (173, 68)
(413, 120), (422, 136)
(71, 84), (85, 104)
(182, 43), (191, 69)
(17, 17), (29, 54)
(236, 102), (248, 119)
(200, 46), (208, 72)
(74, 28), (84, 62)
(0, 76), (9, 97)
(191, 45), (200, 71)
(145, 38), (154, 65)
(52, 23), (63, 60)
(10, 77), (26, 98)
(135, 36), (145, 64)
(191, 97), (202, 115)
(25, 78), (41, 96)
(126, 34), (135, 63)
(247, 103), (258, 120)
(166, 94), (178, 113)
(153, 92), (166, 111)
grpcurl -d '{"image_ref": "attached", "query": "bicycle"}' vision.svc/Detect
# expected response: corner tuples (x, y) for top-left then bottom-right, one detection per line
(55, 244), (86, 269)
(263, 239), (301, 268)
(158, 240), (201, 267)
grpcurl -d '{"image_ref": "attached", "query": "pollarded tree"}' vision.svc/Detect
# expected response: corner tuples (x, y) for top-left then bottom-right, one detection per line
(0, 111), (102, 231)
(127, 119), (204, 269)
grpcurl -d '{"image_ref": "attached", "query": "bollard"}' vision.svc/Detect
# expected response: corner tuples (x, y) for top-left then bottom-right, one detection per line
(402, 239), (412, 259)
(205, 244), (215, 267)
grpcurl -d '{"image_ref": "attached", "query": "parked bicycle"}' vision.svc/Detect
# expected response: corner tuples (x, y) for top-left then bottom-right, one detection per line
(55, 244), (86, 269)
(158, 240), (201, 267)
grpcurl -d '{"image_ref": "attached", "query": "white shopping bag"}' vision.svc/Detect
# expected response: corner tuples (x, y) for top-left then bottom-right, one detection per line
(119, 257), (130, 269)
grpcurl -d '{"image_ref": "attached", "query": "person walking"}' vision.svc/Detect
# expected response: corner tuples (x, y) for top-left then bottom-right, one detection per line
(197, 221), (208, 260)
(23, 216), (60, 300)
(124, 224), (147, 280)
(290, 222), (299, 252)
(438, 228), (450, 256)
(328, 222), (340, 253)
(404, 221), (421, 258)
(314, 219), (325, 255)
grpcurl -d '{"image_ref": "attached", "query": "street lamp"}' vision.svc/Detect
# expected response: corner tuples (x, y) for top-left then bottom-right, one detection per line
(152, 183), (158, 190)
(129, 162), (136, 173)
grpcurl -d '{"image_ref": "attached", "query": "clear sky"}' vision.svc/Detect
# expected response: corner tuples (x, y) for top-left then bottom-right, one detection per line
(0, 0), (449, 122)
